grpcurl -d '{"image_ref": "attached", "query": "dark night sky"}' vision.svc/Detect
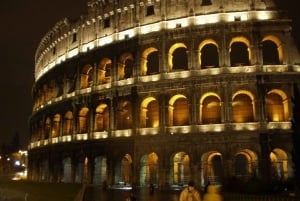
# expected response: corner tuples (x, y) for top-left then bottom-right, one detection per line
(0, 0), (87, 148)
(0, 0), (299, 148)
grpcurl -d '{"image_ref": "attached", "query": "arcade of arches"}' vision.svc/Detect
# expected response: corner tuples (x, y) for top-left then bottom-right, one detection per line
(29, 34), (295, 189)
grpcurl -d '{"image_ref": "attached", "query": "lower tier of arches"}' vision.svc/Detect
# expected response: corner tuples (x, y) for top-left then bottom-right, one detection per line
(27, 130), (295, 190)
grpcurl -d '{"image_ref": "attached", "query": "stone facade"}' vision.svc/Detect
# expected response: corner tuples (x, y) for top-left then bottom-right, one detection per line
(28, 0), (300, 190)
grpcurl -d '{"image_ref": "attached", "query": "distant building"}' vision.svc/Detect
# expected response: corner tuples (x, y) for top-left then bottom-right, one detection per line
(28, 0), (300, 190)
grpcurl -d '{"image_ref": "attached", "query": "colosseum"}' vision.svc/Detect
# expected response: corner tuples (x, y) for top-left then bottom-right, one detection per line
(28, 0), (300, 190)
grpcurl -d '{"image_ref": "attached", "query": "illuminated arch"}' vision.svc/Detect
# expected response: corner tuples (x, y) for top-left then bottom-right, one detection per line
(46, 80), (59, 101)
(232, 90), (256, 123)
(44, 117), (51, 139)
(80, 64), (93, 89)
(198, 39), (219, 68)
(229, 36), (251, 49)
(266, 89), (289, 121)
(140, 152), (159, 186)
(52, 114), (61, 138)
(141, 47), (159, 75)
(270, 148), (289, 180)
(234, 149), (258, 179)
(199, 92), (221, 124)
(116, 100), (132, 129)
(78, 107), (89, 133)
(168, 94), (189, 126)
(118, 52), (134, 79)
(63, 111), (73, 135)
(168, 43), (188, 71)
(229, 36), (251, 66)
(201, 151), (223, 186)
(171, 152), (190, 185)
(75, 156), (89, 183)
(262, 35), (283, 64)
(140, 97), (159, 128)
(121, 153), (133, 184)
(94, 103), (109, 131)
(97, 58), (112, 84)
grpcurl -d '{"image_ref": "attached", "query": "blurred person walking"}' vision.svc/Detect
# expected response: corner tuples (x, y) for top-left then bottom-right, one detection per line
(202, 185), (223, 201)
(179, 181), (201, 201)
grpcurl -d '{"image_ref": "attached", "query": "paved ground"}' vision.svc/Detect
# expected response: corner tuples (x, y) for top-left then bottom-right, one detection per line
(82, 186), (182, 201)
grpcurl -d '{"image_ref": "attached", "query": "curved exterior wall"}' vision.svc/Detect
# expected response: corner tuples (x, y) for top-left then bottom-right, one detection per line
(29, 0), (300, 189)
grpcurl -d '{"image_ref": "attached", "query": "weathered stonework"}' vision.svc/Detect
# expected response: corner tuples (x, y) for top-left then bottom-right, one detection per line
(29, 0), (300, 190)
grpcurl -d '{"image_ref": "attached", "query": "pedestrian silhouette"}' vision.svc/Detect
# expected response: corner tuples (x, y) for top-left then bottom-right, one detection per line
(179, 180), (201, 201)
(202, 185), (223, 201)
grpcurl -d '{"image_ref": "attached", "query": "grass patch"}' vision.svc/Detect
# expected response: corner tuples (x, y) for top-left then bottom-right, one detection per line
(0, 179), (82, 201)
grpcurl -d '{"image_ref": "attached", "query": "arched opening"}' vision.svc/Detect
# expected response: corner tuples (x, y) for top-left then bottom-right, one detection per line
(63, 157), (72, 183)
(234, 149), (258, 181)
(172, 152), (190, 185)
(118, 53), (134, 80)
(78, 107), (89, 133)
(52, 114), (61, 138)
(140, 152), (159, 187)
(75, 157), (89, 183)
(98, 58), (112, 84)
(201, 152), (223, 186)
(262, 40), (280, 65)
(94, 103), (110, 131)
(140, 97), (159, 128)
(116, 154), (132, 185)
(168, 43), (188, 71)
(200, 41), (219, 68)
(200, 93), (221, 124)
(80, 64), (93, 88)
(262, 35), (284, 64)
(63, 111), (73, 135)
(44, 117), (51, 139)
(93, 156), (107, 185)
(168, 95), (189, 126)
(141, 47), (159, 75)
(232, 91), (255, 123)
(116, 100), (132, 129)
(229, 37), (251, 66)
(270, 148), (289, 180)
(265, 89), (289, 122)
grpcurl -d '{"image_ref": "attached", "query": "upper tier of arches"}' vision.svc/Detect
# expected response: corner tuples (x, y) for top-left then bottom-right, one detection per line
(34, 0), (285, 81)
(32, 34), (300, 111)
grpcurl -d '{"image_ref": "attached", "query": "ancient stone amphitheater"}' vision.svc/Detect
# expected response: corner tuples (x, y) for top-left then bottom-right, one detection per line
(28, 0), (300, 190)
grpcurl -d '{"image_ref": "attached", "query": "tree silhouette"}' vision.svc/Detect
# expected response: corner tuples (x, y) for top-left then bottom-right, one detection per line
(292, 83), (300, 191)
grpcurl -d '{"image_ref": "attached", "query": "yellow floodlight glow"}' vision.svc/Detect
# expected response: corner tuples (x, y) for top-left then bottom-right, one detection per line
(141, 23), (162, 34)
(119, 29), (136, 40)
(61, 135), (72, 142)
(34, 9), (276, 81)
(75, 133), (88, 140)
(93, 131), (109, 139)
(113, 129), (132, 137)
(51, 137), (59, 144)
(198, 124), (224, 132)
(138, 128), (159, 136)
(82, 41), (95, 52)
(68, 48), (79, 58)
(57, 54), (66, 64)
(139, 74), (161, 82)
(257, 11), (272, 20)
(99, 35), (113, 46)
